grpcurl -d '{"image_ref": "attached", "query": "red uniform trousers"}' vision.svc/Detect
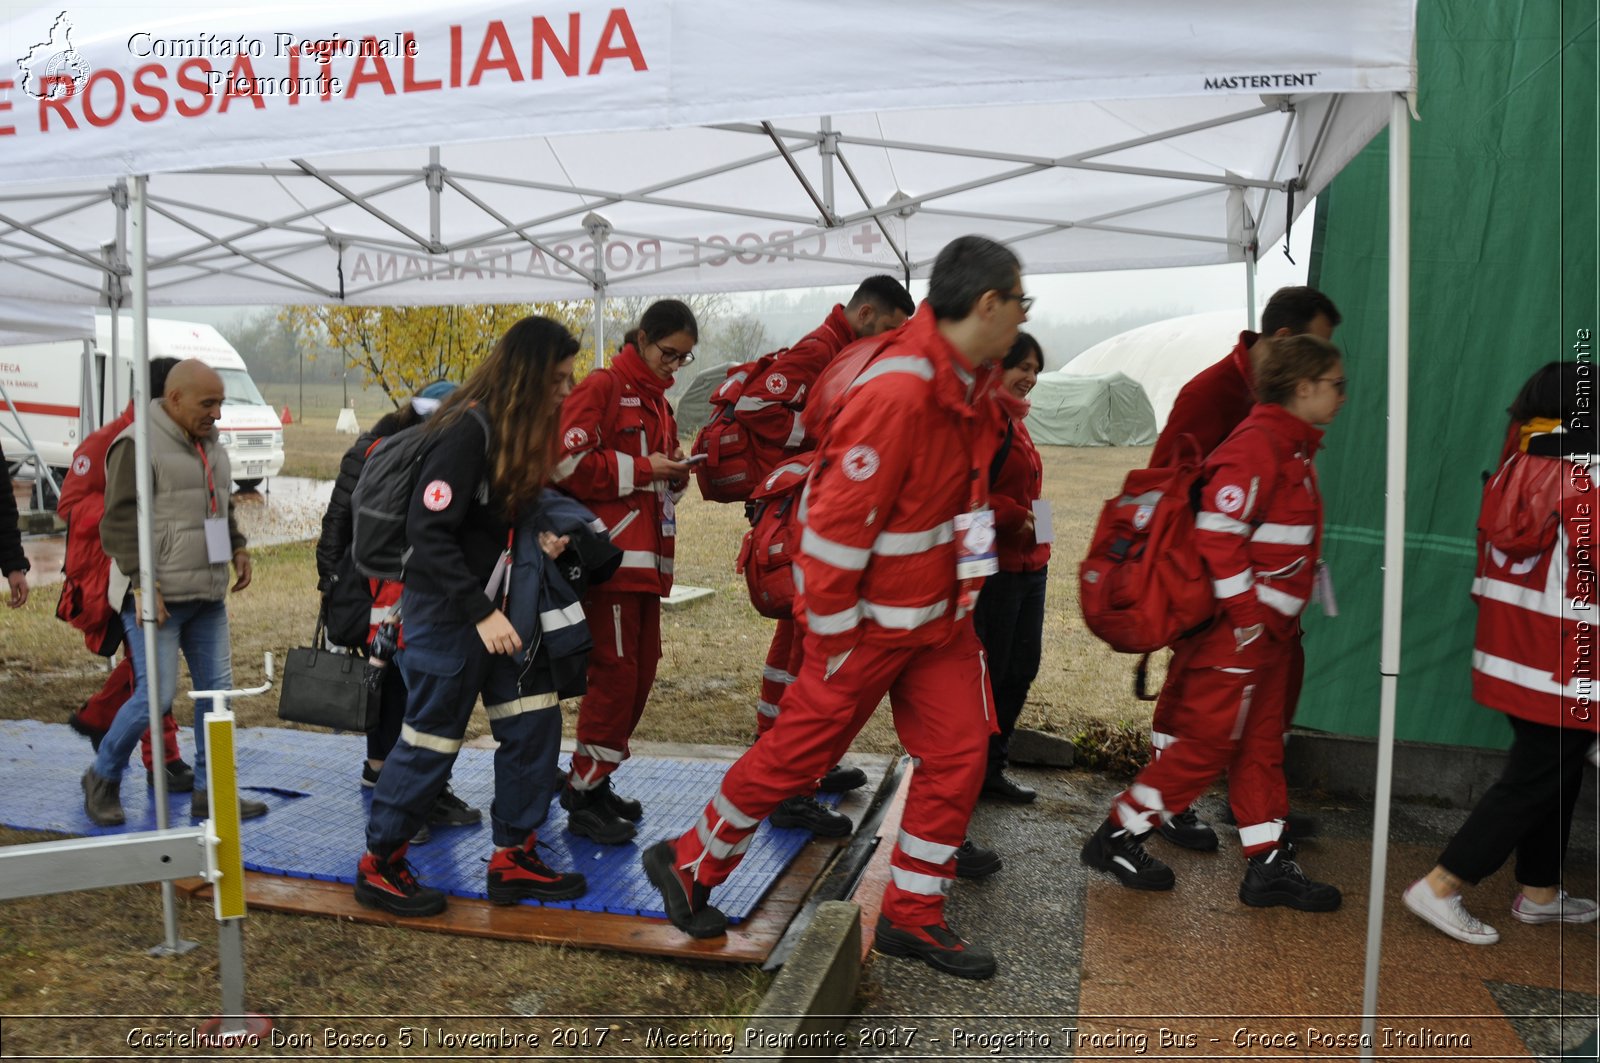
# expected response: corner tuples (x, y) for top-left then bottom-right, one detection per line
(76, 656), (182, 771)
(754, 619), (806, 735)
(672, 620), (995, 926)
(568, 588), (662, 791)
(1116, 623), (1291, 856)
(1151, 630), (1305, 756)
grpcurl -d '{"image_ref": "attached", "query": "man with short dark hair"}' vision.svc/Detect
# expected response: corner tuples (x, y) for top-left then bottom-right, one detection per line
(83, 358), (263, 827)
(1144, 285), (1340, 852)
(644, 236), (1027, 980)
(732, 274), (915, 829)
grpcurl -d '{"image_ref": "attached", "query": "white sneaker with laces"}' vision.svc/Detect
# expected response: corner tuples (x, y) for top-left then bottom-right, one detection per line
(1511, 890), (1600, 925)
(1402, 879), (1499, 944)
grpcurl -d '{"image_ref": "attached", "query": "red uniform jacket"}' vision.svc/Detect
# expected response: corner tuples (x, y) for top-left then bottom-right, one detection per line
(991, 417), (1050, 572)
(55, 406), (135, 650)
(734, 304), (858, 477)
(554, 345), (680, 596)
(1149, 331), (1259, 467)
(795, 306), (1007, 656)
(1194, 404), (1324, 643)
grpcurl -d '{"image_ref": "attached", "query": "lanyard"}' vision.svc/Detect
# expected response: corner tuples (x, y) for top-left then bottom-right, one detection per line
(194, 442), (218, 517)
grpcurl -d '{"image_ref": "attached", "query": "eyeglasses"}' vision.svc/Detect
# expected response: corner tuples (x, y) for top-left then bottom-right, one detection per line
(653, 343), (695, 367)
(995, 290), (1035, 313)
(1317, 376), (1348, 395)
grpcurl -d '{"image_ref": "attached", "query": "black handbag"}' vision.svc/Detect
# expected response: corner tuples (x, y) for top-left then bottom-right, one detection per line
(277, 610), (382, 733)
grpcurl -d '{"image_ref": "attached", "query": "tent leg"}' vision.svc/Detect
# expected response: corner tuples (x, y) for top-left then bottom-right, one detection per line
(1359, 92), (1411, 1057)
(585, 213), (611, 369)
(1244, 250), (1258, 331)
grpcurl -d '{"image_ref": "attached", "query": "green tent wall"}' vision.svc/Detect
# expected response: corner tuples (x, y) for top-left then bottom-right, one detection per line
(1299, 0), (1598, 749)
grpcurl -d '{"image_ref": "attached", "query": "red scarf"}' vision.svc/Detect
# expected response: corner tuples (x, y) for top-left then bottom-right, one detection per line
(611, 343), (672, 396)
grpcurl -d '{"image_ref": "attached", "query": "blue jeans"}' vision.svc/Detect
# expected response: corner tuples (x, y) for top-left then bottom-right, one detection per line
(93, 599), (232, 787)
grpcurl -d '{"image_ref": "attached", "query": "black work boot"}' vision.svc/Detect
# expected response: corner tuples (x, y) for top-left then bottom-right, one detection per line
(487, 837), (587, 904)
(593, 776), (643, 822)
(1157, 808), (1219, 851)
(641, 840), (728, 938)
(873, 914), (996, 980)
(81, 768), (125, 827)
(190, 788), (268, 821)
(427, 784), (483, 827)
(953, 838), (1002, 879)
(147, 759), (196, 794)
(560, 783), (637, 845)
(770, 795), (853, 837)
(1239, 846), (1341, 911)
(817, 762), (868, 794)
(354, 845), (447, 917)
(981, 767), (1037, 804)
(1080, 818), (1175, 890)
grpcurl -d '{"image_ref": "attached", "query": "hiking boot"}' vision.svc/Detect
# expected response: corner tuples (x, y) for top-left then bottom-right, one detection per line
(560, 784), (638, 845)
(354, 846), (447, 917)
(981, 769), (1037, 804)
(641, 840), (728, 938)
(427, 785), (482, 827)
(872, 914), (996, 980)
(1239, 846), (1341, 911)
(1080, 819), (1174, 891)
(191, 788), (268, 821)
(817, 762), (868, 794)
(487, 838), (587, 904)
(360, 761), (381, 788)
(953, 839), (1002, 880)
(593, 776), (643, 822)
(147, 759), (196, 794)
(1282, 810), (1320, 842)
(1158, 809), (1219, 851)
(770, 795), (853, 838)
(1511, 889), (1600, 925)
(68, 711), (107, 752)
(1402, 879), (1498, 943)
(81, 768), (125, 827)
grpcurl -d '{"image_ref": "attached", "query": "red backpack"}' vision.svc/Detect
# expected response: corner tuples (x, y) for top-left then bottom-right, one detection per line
(691, 353), (781, 503)
(1079, 438), (1215, 655)
(736, 458), (811, 619)
(1477, 450), (1563, 559)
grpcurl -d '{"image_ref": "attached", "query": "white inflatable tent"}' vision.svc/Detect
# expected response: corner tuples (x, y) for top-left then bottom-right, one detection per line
(0, 0), (1419, 1032)
(1064, 309), (1247, 429)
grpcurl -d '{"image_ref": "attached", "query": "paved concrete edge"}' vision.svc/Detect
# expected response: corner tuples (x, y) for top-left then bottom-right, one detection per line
(736, 900), (861, 1059)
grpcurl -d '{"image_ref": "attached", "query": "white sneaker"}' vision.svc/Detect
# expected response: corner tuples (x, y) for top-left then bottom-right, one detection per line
(1402, 878), (1500, 944)
(1511, 890), (1600, 925)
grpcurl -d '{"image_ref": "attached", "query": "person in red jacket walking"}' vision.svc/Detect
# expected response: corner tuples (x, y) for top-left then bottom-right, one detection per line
(1083, 334), (1347, 912)
(1145, 286), (1340, 852)
(975, 332), (1049, 804)
(56, 357), (189, 791)
(737, 276), (914, 829)
(643, 236), (1028, 980)
(554, 300), (697, 845)
(1402, 363), (1600, 944)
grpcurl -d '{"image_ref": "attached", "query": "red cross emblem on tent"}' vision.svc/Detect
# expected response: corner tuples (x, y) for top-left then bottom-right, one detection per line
(423, 480), (453, 511)
(851, 225), (882, 254)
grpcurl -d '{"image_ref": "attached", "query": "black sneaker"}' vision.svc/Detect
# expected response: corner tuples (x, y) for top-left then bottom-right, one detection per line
(817, 762), (868, 794)
(1157, 809), (1219, 851)
(191, 788), (268, 821)
(953, 839), (1002, 880)
(68, 711), (108, 752)
(981, 769), (1037, 804)
(409, 822), (432, 846)
(147, 759), (196, 794)
(770, 795), (853, 838)
(1080, 819), (1175, 891)
(560, 784), (638, 845)
(641, 840), (728, 938)
(428, 785), (483, 827)
(872, 914), (996, 980)
(593, 777), (643, 822)
(360, 761), (381, 788)
(487, 840), (587, 904)
(1239, 847), (1341, 911)
(354, 847), (446, 917)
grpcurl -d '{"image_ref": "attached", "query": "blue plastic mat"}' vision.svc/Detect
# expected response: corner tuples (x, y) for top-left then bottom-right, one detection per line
(0, 720), (837, 923)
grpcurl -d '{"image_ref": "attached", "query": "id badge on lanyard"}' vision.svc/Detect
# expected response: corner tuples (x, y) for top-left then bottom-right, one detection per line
(955, 507), (999, 579)
(196, 444), (231, 563)
(661, 489), (676, 537)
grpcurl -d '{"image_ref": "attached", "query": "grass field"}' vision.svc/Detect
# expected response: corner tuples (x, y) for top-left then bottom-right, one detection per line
(0, 441), (1155, 1051)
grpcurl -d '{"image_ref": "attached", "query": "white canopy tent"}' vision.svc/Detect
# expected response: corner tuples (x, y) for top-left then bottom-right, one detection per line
(0, 0), (1418, 1040)
(0, 297), (97, 504)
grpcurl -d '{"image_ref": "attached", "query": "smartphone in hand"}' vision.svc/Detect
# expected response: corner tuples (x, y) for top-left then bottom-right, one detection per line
(683, 453), (710, 466)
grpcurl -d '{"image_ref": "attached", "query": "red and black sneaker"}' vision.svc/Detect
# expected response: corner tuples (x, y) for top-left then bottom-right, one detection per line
(354, 846), (446, 918)
(487, 839), (587, 904)
(641, 840), (728, 939)
(872, 914), (996, 980)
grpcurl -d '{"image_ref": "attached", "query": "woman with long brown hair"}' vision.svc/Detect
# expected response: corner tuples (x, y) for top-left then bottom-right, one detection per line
(355, 315), (586, 918)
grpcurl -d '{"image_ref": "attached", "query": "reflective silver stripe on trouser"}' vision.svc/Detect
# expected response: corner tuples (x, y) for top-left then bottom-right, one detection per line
(687, 792), (760, 876)
(483, 691), (561, 720)
(570, 741), (626, 789)
(1196, 511), (1251, 536)
(1150, 730), (1177, 758)
(756, 699), (781, 719)
(540, 600), (587, 633)
(695, 818), (754, 860)
(1251, 522), (1315, 545)
(1230, 683), (1255, 741)
(889, 866), (952, 897)
(801, 527), (870, 570)
(762, 665), (796, 686)
(400, 723), (463, 755)
(896, 829), (958, 866)
(1256, 583), (1306, 616)
(1213, 570), (1254, 598)
(1113, 782), (1165, 834)
(712, 790), (760, 830)
(1238, 820), (1282, 849)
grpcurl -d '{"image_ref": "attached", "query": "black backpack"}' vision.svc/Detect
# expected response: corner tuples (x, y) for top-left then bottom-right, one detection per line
(350, 405), (490, 581)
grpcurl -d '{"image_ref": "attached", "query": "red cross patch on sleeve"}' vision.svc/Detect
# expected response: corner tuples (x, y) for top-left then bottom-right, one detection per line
(422, 480), (453, 511)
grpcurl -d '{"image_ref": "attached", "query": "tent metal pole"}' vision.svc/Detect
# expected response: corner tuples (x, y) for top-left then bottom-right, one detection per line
(427, 147), (442, 251)
(585, 214), (611, 369)
(129, 174), (187, 957)
(81, 338), (98, 437)
(1359, 92), (1410, 1056)
(820, 117), (836, 221)
(1245, 250), (1258, 331)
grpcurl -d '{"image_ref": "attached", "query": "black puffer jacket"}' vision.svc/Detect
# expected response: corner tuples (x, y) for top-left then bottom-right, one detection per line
(315, 409), (412, 590)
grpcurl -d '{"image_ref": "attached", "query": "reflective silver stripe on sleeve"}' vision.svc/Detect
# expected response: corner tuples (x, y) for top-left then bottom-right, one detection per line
(1196, 511), (1251, 536)
(1251, 522), (1316, 545)
(1212, 570), (1254, 598)
(735, 395), (778, 413)
(539, 601), (587, 632)
(483, 692), (561, 720)
(616, 452), (636, 497)
(874, 521), (955, 556)
(554, 452), (583, 481)
(849, 355), (934, 389)
(761, 666), (796, 685)
(889, 865), (952, 897)
(896, 829), (958, 866)
(1118, 490), (1163, 507)
(712, 790), (760, 830)
(695, 819), (754, 860)
(784, 410), (805, 450)
(864, 599), (948, 630)
(806, 602), (863, 636)
(1255, 583), (1307, 616)
(1241, 475), (1260, 521)
(801, 527), (871, 571)
(400, 723), (463, 755)
(756, 699), (781, 719)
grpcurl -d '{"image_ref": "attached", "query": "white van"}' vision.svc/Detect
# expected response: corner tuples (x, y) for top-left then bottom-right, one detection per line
(0, 315), (285, 491)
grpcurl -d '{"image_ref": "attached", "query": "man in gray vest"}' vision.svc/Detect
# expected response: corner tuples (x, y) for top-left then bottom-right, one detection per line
(83, 358), (265, 826)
